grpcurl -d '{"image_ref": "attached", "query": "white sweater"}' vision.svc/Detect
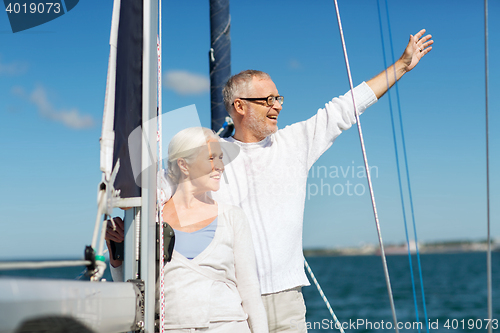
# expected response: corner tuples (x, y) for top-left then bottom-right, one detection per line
(162, 203), (268, 332)
(213, 82), (377, 294)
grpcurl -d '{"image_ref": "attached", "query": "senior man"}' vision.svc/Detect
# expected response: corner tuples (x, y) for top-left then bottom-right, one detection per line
(213, 29), (433, 332)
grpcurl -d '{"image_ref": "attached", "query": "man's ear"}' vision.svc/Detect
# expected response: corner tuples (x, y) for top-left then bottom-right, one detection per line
(232, 99), (245, 116)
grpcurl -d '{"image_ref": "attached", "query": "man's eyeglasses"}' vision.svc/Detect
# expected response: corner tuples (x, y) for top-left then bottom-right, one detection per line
(236, 95), (284, 107)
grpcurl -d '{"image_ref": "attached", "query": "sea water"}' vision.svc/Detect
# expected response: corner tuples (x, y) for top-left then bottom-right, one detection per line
(0, 259), (113, 281)
(1, 252), (498, 332)
(303, 252), (500, 332)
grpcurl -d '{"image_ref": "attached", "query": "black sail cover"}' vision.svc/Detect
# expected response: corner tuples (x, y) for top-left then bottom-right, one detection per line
(112, 0), (143, 198)
(209, 0), (232, 136)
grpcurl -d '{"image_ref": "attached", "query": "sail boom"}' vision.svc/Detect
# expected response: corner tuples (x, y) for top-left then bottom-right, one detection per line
(0, 278), (139, 333)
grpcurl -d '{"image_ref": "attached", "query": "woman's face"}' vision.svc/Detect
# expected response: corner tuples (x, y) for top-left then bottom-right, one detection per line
(187, 139), (224, 192)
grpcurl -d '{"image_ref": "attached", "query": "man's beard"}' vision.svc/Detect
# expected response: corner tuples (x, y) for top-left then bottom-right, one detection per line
(245, 109), (278, 141)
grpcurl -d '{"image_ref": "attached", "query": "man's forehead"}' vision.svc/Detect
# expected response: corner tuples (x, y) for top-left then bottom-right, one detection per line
(251, 76), (278, 93)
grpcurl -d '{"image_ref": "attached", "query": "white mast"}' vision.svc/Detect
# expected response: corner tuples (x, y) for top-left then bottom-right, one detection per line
(141, 0), (158, 332)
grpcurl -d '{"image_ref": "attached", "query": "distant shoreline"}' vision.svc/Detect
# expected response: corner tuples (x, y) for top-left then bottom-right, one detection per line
(2, 240), (498, 261)
(304, 239), (500, 257)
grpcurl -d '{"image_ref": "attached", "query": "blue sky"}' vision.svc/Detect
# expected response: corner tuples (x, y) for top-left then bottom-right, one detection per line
(1, 0), (499, 259)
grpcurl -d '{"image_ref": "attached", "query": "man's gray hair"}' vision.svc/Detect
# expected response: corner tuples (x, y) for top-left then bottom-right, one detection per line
(223, 70), (271, 115)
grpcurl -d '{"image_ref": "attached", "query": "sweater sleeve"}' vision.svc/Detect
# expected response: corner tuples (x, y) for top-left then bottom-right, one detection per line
(109, 263), (124, 282)
(280, 82), (377, 170)
(231, 207), (269, 333)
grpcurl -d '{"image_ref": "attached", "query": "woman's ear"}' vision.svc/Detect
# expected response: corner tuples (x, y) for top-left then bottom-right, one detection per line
(177, 158), (189, 177)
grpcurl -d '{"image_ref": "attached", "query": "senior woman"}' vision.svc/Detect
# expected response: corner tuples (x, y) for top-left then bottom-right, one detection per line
(106, 127), (267, 333)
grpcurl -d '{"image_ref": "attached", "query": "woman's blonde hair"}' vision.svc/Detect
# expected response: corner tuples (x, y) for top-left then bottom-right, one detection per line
(167, 127), (219, 183)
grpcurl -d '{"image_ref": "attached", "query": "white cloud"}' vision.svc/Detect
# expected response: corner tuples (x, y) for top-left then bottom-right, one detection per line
(0, 55), (28, 76)
(163, 70), (210, 95)
(12, 85), (95, 129)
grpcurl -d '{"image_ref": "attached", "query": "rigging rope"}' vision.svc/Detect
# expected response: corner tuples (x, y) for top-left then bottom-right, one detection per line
(304, 260), (345, 333)
(332, 1), (399, 331)
(484, 1), (492, 333)
(376, 1), (429, 332)
(0, 260), (92, 270)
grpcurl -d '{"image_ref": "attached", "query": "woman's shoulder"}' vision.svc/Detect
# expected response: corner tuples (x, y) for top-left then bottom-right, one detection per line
(217, 203), (248, 224)
(218, 202), (245, 215)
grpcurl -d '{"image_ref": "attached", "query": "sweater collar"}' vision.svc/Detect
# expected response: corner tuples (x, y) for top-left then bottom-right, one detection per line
(224, 135), (272, 149)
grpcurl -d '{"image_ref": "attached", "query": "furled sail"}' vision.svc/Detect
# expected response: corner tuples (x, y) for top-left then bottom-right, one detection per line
(101, 0), (143, 199)
(209, 0), (233, 137)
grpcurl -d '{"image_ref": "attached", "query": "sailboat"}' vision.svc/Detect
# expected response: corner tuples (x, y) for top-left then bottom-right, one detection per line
(0, 0), (162, 331)
(0, 1), (495, 332)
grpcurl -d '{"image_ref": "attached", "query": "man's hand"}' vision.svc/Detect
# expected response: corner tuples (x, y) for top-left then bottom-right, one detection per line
(400, 29), (433, 73)
(105, 217), (125, 243)
(367, 28), (433, 99)
(105, 217), (125, 268)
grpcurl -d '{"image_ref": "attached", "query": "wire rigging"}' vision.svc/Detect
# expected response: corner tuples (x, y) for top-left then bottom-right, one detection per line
(484, 1), (492, 333)
(375, 2), (419, 328)
(332, 0), (399, 331)
(376, 1), (430, 332)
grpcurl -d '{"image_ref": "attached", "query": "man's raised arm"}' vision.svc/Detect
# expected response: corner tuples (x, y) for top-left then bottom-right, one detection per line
(366, 29), (433, 99)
